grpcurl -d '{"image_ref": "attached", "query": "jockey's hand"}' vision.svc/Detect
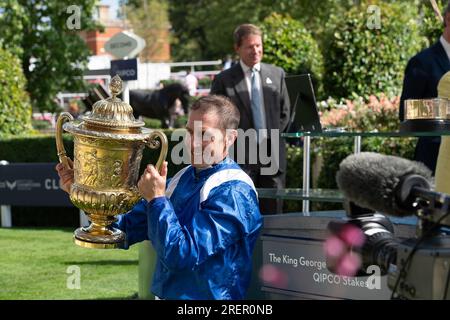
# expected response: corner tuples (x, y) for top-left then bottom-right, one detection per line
(138, 161), (168, 202)
(55, 158), (74, 194)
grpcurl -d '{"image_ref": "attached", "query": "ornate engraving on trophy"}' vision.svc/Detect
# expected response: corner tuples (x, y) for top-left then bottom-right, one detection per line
(83, 149), (99, 186)
(74, 143), (125, 189)
(111, 159), (123, 188)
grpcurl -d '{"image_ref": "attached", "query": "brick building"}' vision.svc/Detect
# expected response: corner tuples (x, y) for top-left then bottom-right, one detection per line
(80, 4), (170, 62)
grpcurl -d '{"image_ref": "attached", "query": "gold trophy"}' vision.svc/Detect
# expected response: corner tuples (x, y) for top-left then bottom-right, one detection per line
(401, 96), (450, 132)
(55, 75), (168, 249)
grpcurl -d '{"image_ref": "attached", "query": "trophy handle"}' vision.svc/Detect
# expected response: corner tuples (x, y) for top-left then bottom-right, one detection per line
(145, 130), (168, 172)
(55, 112), (74, 168)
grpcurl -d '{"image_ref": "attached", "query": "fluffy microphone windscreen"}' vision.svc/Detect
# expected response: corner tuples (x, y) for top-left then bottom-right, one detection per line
(336, 152), (432, 216)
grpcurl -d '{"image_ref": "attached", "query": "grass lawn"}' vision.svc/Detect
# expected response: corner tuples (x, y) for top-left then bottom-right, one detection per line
(0, 227), (139, 300)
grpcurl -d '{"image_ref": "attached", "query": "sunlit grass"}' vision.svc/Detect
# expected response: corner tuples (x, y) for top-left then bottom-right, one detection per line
(0, 228), (139, 300)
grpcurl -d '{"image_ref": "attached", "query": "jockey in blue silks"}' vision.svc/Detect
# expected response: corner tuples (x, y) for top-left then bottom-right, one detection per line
(116, 95), (262, 299)
(116, 157), (262, 299)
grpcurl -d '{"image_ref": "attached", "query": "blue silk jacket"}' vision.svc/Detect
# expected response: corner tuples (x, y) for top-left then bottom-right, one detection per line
(116, 158), (262, 300)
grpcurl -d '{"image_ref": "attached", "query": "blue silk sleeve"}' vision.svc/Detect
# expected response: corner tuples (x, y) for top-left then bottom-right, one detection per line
(145, 181), (261, 272)
(115, 200), (149, 249)
(114, 178), (173, 249)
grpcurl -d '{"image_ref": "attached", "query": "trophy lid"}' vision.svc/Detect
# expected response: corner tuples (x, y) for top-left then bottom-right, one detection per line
(80, 75), (145, 130)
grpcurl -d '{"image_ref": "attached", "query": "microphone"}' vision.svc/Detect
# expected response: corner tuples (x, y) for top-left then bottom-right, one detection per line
(336, 152), (433, 217)
(328, 152), (431, 276)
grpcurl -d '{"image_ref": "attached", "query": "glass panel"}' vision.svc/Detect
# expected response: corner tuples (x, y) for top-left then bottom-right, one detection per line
(257, 188), (344, 202)
(282, 130), (450, 138)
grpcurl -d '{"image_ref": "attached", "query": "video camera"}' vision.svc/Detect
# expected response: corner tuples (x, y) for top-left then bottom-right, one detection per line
(328, 152), (450, 299)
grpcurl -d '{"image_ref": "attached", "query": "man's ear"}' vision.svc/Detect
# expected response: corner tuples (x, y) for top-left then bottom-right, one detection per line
(234, 43), (240, 54)
(225, 129), (238, 148)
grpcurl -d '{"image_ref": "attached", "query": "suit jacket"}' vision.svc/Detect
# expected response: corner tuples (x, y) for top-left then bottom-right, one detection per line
(399, 40), (450, 173)
(210, 62), (291, 173)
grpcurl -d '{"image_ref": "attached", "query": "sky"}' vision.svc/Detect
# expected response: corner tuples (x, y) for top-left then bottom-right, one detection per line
(101, 0), (120, 19)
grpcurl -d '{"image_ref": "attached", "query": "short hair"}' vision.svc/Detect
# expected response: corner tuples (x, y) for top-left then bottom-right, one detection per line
(190, 95), (240, 130)
(233, 24), (262, 47)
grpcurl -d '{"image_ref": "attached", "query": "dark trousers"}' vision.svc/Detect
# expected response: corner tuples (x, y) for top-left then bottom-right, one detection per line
(414, 136), (441, 174)
(242, 165), (286, 215)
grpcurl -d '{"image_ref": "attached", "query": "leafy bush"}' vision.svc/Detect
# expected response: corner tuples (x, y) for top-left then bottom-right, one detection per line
(160, 79), (183, 87)
(284, 145), (303, 212)
(143, 115), (187, 130)
(313, 94), (416, 210)
(143, 117), (163, 129)
(31, 119), (52, 131)
(260, 13), (324, 97)
(0, 46), (32, 136)
(324, 1), (424, 99)
(421, 0), (446, 46)
(174, 115), (188, 128)
(320, 93), (401, 132)
(198, 77), (212, 89)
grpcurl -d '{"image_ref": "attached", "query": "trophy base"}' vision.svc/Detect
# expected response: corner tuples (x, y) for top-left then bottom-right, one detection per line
(74, 225), (125, 249)
(400, 119), (450, 133)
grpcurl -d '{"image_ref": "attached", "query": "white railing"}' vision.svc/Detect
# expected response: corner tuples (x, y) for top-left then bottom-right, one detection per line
(168, 60), (222, 69)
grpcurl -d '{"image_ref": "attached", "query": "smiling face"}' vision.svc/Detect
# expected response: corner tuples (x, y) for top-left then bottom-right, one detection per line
(235, 34), (263, 68)
(185, 109), (232, 169)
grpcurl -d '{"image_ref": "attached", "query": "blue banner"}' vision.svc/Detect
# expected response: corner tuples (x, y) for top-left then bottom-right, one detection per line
(0, 163), (74, 207)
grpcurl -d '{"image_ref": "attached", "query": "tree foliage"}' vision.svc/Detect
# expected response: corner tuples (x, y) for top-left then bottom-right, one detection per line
(323, 0), (425, 99)
(167, 0), (294, 61)
(420, 0), (447, 46)
(260, 13), (324, 96)
(0, 0), (102, 112)
(121, 0), (170, 62)
(0, 46), (32, 136)
(167, 0), (357, 61)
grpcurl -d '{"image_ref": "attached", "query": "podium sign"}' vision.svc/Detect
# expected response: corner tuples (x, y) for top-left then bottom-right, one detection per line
(262, 237), (391, 299)
(110, 58), (138, 81)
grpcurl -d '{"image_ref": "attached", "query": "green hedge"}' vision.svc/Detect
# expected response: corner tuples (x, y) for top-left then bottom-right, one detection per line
(0, 130), (184, 177)
(260, 13), (324, 97)
(323, 0), (424, 99)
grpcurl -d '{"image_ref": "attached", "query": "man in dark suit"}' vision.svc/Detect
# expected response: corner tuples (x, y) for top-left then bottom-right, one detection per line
(211, 24), (291, 214)
(400, 2), (450, 174)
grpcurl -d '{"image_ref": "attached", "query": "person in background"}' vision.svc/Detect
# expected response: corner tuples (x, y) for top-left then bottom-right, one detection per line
(184, 69), (198, 96)
(223, 54), (233, 70)
(68, 100), (81, 119)
(210, 23), (291, 215)
(399, 1), (450, 174)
